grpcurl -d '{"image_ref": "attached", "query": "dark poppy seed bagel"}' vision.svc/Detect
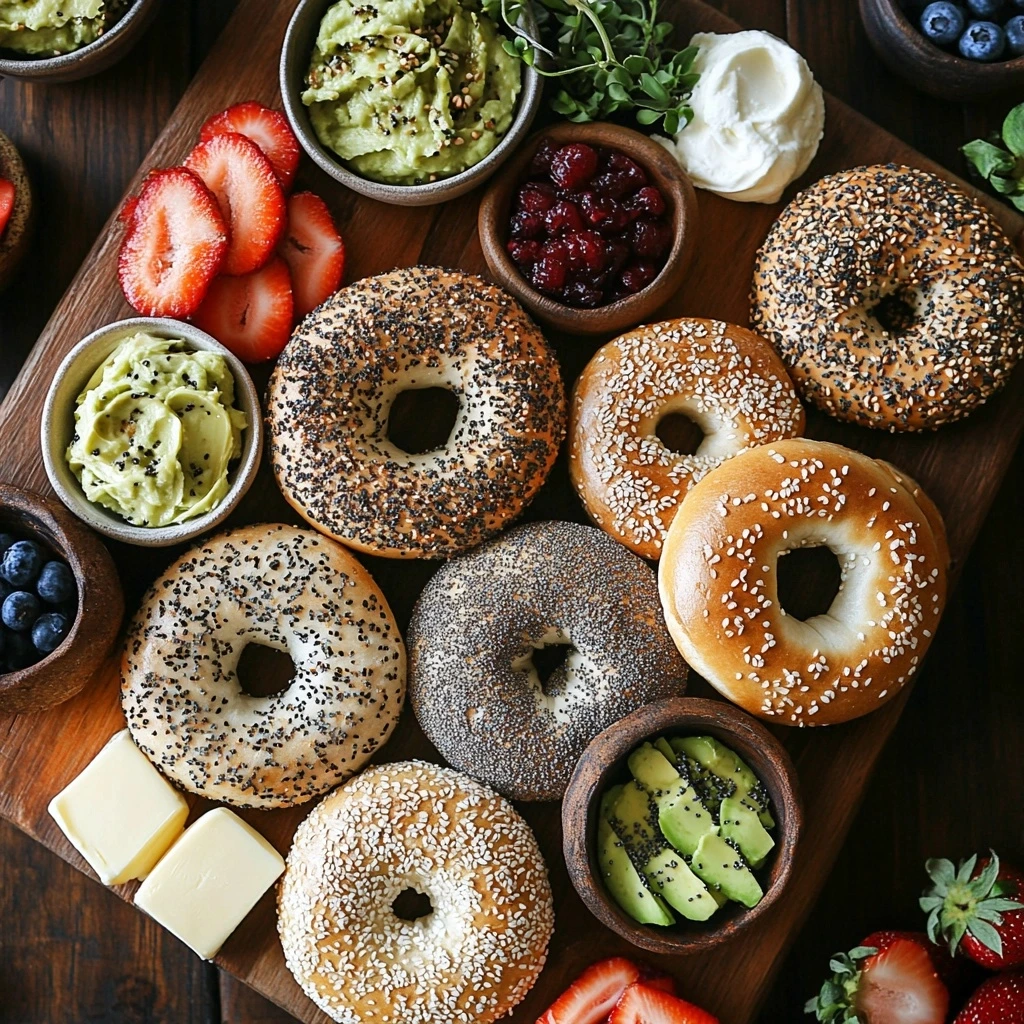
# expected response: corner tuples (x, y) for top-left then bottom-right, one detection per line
(750, 163), (1024, 431)
(570, 318), (805, 560)
(121, 524), (406, 808)
(408, 520), (688, 801)
(266, 266), (566, 559)
(277, 760), (553, 1024)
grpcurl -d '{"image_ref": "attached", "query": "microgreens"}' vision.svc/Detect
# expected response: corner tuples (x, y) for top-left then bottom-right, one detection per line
(481, 0), (699, 134)
(962, 101), (1024, 211)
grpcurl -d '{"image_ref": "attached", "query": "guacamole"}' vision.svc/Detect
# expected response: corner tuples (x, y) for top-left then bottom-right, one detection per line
(302, 0), (521, 186)
(67, 334), (248, 528)
(0, 0), (129, 56)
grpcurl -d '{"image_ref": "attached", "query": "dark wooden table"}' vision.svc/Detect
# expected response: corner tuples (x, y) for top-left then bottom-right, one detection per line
(1, 2), (1021, 1021)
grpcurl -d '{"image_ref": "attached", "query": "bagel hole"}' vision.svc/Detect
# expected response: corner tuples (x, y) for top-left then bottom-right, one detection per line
(777, 546), (843, 621)
(237, 643), (295, 699)
(531, 640), (572, 695)
(655, 412), (705, 456)
(870, 291), (917, 334)
(387, 387), (460, 454)
(392, 887), (433, 922)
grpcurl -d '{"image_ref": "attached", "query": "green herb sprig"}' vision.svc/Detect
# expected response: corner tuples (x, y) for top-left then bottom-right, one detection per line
(481, 0), (699, 134)
(963, 102), (1024, 211)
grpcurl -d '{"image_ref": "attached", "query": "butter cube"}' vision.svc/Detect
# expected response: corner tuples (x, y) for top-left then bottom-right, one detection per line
(134, 807), (284, 960)
(48, 729), (188, 886)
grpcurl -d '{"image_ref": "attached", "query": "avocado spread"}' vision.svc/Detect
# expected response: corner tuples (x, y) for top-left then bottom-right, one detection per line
(302, 0), (521, 186)
(67, 334), (247, 529)
(0, 0), (129, 57)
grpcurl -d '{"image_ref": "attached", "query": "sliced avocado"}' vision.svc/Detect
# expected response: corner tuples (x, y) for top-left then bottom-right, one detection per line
(627, 742), (718, 857)
(608, 781), (719, 922)
(719, 794), (775, 868)
(671, 735), (775, 828)
(691, 832), (764, 908)
(654, 735), (678, 765)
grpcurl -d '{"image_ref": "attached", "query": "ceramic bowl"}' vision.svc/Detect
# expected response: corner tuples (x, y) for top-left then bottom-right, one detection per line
(40, 317), (263, 548)
(478, 122), (699, 336)
(279, 0), (543, 206)
(0, 130), (33, 292)
(0, 484), (123, 715)
(0, 0), (163, 84)
(860, 0), (1024, 101)
(562, 696), (802, 955)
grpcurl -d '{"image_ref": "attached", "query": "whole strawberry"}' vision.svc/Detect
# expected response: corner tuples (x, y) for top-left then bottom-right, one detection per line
(954, 970), (1024, 1023)
(920, 851), (1024, 969)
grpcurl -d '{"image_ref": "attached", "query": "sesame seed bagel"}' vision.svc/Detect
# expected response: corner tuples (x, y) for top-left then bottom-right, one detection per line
(277, 760), (553, 1024)
(570, 318), (805, 559)
(658, 439), (948, 726)
(267, 266), (566, 559)
(408, 521), (688, 800)
(121, 524), (406, 808)
(750, 164), (1024, 431)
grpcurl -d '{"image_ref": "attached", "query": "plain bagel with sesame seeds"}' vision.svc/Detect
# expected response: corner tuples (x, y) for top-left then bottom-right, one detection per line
(658, 438), (949, 727)
(277, 760), (554, 1024)
(750, 163), (1024, 431)
(121, 524), (406, 808)
(408, 520), (689, 801)
(570, 317), (805, 559)
(266, 266), (566, 559)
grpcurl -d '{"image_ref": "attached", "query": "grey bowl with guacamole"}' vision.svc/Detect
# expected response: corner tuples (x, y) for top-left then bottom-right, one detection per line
(41, 318), (263, 549)
(280, 0), (542, 205)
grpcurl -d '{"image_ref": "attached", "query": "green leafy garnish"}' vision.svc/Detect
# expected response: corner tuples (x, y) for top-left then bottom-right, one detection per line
(480, 0), (699, 133)
(962, 101), (1024, 212)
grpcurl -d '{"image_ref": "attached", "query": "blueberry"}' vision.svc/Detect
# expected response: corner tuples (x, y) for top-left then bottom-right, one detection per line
(960, 20), (1007, 58)
(31, 612), (69, 654)
(36, 561), (75, 604)
(0, 540), (44, 587)
(2, 630), (34, 671)
(0, 533), (15, 557)
(1006, 14), (1024, 51)
(2, 591), (39, 631)
(966, 0), (1003, 16)
(920, 2), (966, 44)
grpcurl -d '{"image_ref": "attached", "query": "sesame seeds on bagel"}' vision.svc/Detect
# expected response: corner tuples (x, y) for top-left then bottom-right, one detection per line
(266, 266), (566, 559)
(277, 760), (553, 1024)
(751, 163), (1024, 431)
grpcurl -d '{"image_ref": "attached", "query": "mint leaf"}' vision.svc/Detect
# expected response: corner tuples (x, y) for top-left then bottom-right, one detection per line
(1003, 102), (1024, 157)
(962, 139), (1015, 179)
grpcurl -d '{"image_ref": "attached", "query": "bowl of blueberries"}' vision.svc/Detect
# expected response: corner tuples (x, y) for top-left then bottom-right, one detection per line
(860, 0), (1024, 99)
(0, 484), (123, 716)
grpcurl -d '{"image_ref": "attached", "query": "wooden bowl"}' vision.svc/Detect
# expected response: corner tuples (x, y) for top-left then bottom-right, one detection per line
(0, 0), (162, 83)
(478, 122), (698, 336)
(860, 0), (1024, 101)
(0, 484), (123, 715)
(0, 130), (33, 291)
(562, 696), (802, 955)
(279, 0), (542, 207)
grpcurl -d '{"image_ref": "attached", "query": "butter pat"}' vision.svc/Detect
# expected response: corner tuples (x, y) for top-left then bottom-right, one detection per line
(134, 807), (285, 960)
(48, 729), (188, 886)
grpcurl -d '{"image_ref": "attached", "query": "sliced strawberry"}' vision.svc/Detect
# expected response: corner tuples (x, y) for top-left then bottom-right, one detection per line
(637, 972), (676, 996)
(0, 177), (15, 236)
(862, 930), (970, 997)
(192, 256), (294, 363)
(537, 957), (640, 1024)
(200, 101), (300, 192)
(117, 167), (227, 318)
(184, 132), (286, 276)
(277, 191), (345, 318)
(118, 193), (139, 225)
(609, 983), (720, 1024)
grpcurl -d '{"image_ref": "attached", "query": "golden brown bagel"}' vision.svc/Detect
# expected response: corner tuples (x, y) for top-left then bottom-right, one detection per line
(569, 318), (805, 559)
(659, 439), (948, 726)
(267, 267), (566, 559)
(277, 760), (553, 1024)
(751, 164), (1024, 432)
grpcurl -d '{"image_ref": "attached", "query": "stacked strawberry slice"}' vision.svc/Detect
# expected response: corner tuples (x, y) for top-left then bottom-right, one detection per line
(116, 100), (345, 362)
(0, 176), (15, 237)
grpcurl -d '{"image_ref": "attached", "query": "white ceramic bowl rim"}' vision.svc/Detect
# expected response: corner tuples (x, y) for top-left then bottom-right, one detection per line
(40, 316), (263, 548)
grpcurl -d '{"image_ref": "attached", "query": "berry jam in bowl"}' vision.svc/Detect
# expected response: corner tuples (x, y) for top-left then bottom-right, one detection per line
(479, 123), (698, 336)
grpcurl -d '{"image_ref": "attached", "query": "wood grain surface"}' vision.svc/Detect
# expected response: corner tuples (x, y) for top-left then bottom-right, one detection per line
(1, 2), (1022, 1023)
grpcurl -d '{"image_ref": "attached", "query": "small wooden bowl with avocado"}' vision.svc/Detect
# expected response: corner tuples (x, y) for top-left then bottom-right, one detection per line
(562, 696), (802, 955)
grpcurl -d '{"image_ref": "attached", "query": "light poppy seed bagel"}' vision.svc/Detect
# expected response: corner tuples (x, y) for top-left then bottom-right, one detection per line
(277, 760), (553, 1024)
(751, 163), (1024, 431)
(121, 524), (406, 808)
(266, 266), (566, 558)
(658, 439), (948, 727)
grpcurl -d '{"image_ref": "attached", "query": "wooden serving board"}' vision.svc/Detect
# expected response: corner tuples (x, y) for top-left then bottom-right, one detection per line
(1, 2), (1022, 1022)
